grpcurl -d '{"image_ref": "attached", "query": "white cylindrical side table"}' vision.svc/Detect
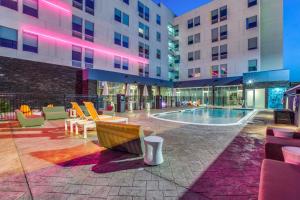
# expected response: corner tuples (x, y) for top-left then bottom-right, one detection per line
(144, 136), (164, 166)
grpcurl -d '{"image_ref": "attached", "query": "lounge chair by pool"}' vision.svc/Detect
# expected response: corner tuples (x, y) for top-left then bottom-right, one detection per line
(15, 110), (44, 127)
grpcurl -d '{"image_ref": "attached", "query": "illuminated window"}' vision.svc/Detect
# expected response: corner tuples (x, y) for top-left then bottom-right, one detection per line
(211, 65), (219, 78)
(220, 64), (227, 77)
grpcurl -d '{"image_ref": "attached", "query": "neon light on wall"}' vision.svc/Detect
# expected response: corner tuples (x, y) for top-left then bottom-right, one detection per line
(22, 27), (149, 64)
(40, 0), (71, 14)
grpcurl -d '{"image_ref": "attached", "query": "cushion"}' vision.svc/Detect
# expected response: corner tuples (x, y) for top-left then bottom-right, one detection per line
(282, 146), (300, 165)
(259, 159), (300, 200)
(273, 129), (294, 138)
(265, 136), (300, 161)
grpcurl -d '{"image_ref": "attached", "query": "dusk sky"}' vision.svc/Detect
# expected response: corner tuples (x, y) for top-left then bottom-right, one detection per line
(154, 0), (300, 71)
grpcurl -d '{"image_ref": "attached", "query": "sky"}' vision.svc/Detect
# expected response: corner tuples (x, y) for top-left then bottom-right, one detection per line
(153, 0), (300, 72)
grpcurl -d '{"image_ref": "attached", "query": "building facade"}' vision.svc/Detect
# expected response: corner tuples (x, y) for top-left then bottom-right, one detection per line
(0, 0), (294, 109)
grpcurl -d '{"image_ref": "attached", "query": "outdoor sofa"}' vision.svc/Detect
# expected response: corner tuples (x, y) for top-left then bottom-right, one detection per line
(266, 127), (300, 139)
(96, 121), (154, 155)
(15, 110), (44, 127)
(42, 106), (68, 120)
(258, 159), (300, 200)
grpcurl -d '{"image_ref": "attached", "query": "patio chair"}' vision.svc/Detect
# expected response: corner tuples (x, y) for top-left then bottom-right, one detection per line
(20, 104), (32, 116)
(70, 102), (91, 119)
(95, 121), (154, 155)
(15, 110), (44, 127)
(42, 106), (68, 120)
(83, 101), (128, 122)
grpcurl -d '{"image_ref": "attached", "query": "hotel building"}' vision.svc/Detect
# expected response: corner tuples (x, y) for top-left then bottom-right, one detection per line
(0, 0), (297, 109)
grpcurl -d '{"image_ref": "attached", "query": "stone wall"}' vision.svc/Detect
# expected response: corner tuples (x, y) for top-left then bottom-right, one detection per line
(0, 56), (97, 95)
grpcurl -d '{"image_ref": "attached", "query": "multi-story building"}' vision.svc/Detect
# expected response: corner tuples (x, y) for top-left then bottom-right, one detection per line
(0, 0), (296, 109)
(0, 0), (174, 97)
(173, 0), (286, 108)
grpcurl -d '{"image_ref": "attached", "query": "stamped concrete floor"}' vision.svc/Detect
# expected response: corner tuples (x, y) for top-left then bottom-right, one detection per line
(0, 109), (294, 200)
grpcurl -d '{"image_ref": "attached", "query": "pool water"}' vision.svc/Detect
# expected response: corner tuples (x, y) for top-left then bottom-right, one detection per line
(152, 108), (254, 125)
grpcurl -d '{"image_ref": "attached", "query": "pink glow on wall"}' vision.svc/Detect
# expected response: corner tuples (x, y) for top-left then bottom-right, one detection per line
(40, 0), (71, 14)
(22, 26), (149, 64)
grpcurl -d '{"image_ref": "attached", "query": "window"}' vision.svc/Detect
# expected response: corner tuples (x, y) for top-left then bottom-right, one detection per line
(145, 64), (149, 77)
(85, 20), (94, 42)
(139, 42), (149, 58)
(246, 16), (257, 29)
(114, 56), (121, 68)
(85, 0), (94, 15)
(220, 6), (227, 21)
(188, 69), (194, 78)
(72, 45), (82, 68)
(174, 25), (179, 37)
(211, 28), (218, 42)
(0, 0), (18, 11)
(188, 52), (194, 61)
(156, 66), (161, 77)
(156, 14), (161, 25)
(220, 44), (228, 59)
(211, 65), (219, 78)
(114, 32), (129, 48)
(187, 19), (193, 29)
(114, 32), (122, 46)
(115, 9), (129, 26)
(248, 59), (258, 71)
(220, 25), (228, 40)
(194, 16), (200, 26)
(123, 13), (129, 26)
(220, 64), (227, 77)
(156, 49), (161, 59)
(194, 33), (201, 43)
(122, 35), (129, 48)
(0, 26), (18, 49)
(122, 58), (129, 70)
(138, 62), (144, 76)
(23, 32), (38, 53)
(211, 9), (218, 24)
(248, 37), (258, 50)
(156, 32), (161, 42)
(212, 46), (219, 61)
(73, 0), (82, 10)
(85, 49), (94, 68)
(138, 1), (149, 21)
(194, 50), (201, 60)
(23, 0), (38, 18)
(194, 68), (201, 78)
(72, 15), (82, 38)
(248, 0), (257, 7)
(122, 0), (129, 5)
(138, 22), (149, 40)
(114, 8), (122, 23)
(188, 35), (193, 45)
(175, 55), (180, 64)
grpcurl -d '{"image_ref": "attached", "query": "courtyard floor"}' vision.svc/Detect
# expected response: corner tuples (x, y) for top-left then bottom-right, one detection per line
(0, 109), (295, 200)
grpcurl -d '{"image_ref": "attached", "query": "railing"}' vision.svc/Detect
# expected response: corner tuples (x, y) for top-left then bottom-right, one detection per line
(0, 93), (243, 121)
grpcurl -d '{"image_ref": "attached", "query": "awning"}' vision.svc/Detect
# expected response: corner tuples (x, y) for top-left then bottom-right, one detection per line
(285, 84), (300, 96)
(174, 76), (243, 88)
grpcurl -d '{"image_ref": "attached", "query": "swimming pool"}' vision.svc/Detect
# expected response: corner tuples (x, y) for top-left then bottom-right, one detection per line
(151, 107), (255, 126)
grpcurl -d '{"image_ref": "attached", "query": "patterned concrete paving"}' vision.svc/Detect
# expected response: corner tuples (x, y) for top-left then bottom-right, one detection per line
(0, 109), (294, 200)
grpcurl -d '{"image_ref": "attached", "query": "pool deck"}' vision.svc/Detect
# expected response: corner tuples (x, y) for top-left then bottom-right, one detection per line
(0, 108), (297, 200)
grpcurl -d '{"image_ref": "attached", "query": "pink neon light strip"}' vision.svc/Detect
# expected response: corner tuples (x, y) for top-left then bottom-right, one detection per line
(40, 0), (71, 14)
(23, 29), (149, 64)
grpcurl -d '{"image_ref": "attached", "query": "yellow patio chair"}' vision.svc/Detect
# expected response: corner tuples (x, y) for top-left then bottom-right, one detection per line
(70, 102), (89, 119)
(20, 104), (32, 116)
(83, 101), (113, 121)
